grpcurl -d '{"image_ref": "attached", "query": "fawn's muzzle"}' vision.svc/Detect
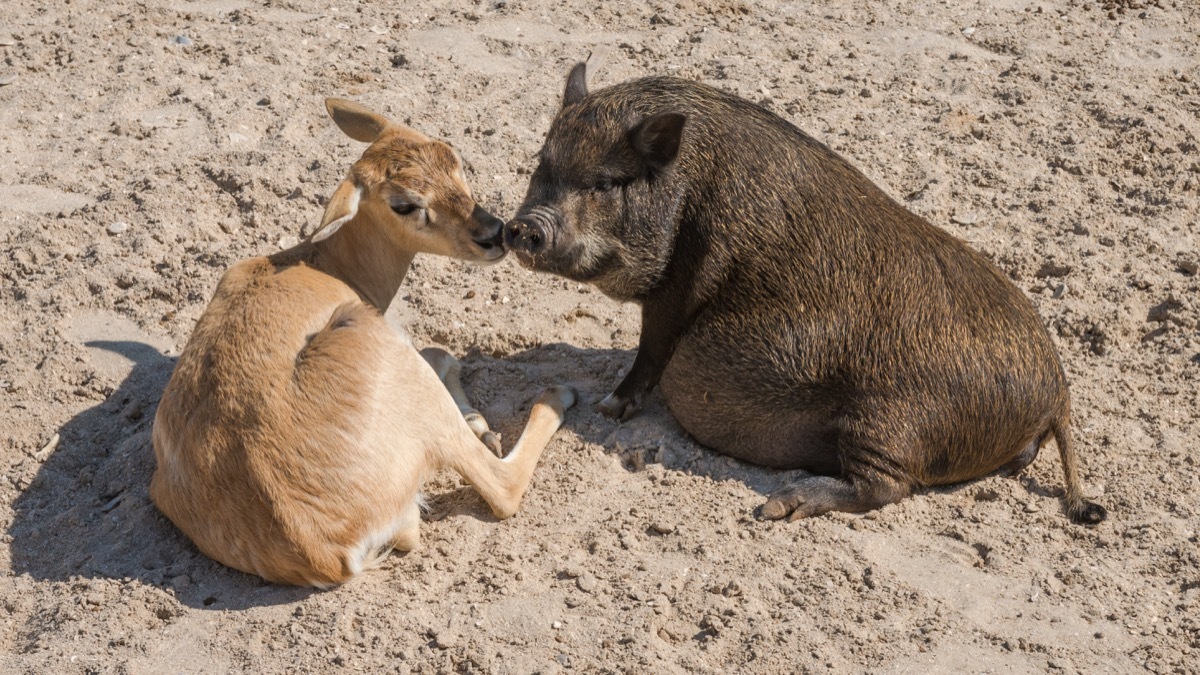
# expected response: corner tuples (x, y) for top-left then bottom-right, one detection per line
(470, 205), (506, 255)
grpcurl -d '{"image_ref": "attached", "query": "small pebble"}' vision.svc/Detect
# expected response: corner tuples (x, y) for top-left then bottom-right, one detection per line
(576, 574), (597, 593)
(649, 522), (674, 535)
(0, 74), (16, 86)
(170, 35), (192, 46)
(106, 221), (130, 235)
(432, 630), (457, 649)
(951, 212), (981, 226)
(1024, 500), (1040, 513)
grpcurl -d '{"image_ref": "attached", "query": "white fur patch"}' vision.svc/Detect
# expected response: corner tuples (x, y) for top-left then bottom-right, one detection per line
(342, 493), (425, 578)
(345, 521), (399, 578)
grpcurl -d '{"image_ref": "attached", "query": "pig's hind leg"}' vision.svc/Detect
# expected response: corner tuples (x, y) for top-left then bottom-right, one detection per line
(1001, 434), (1043, 477)
(760, 414), (913, 521)
(761, 475), (910, 521)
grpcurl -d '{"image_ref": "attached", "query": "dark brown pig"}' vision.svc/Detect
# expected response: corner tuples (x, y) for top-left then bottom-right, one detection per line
(505, 62), (1107, 524)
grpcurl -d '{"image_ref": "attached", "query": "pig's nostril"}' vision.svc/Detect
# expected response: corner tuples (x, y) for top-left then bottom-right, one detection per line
(504, 218), (549, 253)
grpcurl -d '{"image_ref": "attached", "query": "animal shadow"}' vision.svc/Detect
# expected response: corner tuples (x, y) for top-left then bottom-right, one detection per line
(457, 342), (812, 505)
(7, 341), (312, 610)
(460, 342), (1057, 518)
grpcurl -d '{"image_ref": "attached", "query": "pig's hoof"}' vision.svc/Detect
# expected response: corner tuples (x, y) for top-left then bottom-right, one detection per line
(761, 488), (807, 521)
(761, 479), (836, 521)
(596, 392), (640, 420)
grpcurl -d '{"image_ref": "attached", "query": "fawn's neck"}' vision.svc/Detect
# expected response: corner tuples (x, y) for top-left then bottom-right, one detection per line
(313, 214), (414, 312)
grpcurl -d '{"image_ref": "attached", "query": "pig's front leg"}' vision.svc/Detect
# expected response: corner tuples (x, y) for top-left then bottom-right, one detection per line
(597, 296), (688, 421)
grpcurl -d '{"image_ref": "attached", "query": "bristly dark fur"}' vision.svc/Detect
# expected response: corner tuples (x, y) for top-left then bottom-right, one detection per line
(506, 71), (1106, 524)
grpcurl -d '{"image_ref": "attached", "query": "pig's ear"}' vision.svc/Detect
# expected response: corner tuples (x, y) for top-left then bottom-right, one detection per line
(562, 62), (589, 107)
(629, 112), (687, 171)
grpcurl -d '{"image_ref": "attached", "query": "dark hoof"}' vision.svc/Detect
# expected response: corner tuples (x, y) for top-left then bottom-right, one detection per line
(760, 498), (793, 521)
(1069, 500), (1107, 525)
(595, 392), (640, 421)
(761, 485), (808, 521)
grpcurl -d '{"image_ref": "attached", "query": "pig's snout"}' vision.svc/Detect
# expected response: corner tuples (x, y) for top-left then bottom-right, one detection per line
(505, 219), (546, 254)
(504, 210), (554, 255)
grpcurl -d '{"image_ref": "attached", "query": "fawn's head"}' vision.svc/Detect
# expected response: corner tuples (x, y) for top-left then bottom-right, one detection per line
(312, 98), (505, 262)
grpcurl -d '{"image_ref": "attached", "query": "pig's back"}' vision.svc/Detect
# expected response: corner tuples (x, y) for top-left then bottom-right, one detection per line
(642, 79), (1068, 481)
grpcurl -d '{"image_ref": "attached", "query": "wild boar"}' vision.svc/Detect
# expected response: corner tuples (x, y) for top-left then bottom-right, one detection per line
(505, 62), (1106, 524)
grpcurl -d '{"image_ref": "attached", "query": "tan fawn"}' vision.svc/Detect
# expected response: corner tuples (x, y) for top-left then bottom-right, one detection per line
(150, 99), (576, 587)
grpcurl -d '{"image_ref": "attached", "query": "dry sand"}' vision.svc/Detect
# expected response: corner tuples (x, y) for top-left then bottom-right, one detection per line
(1, 0), (1198, 672)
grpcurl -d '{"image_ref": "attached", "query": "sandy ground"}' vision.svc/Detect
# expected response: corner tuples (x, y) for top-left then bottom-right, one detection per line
(1, 0), (1198, 672)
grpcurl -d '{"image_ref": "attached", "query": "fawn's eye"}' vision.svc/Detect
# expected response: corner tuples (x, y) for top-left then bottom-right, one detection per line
(593, 178), (614, 193)
(391, 203), (418, 216)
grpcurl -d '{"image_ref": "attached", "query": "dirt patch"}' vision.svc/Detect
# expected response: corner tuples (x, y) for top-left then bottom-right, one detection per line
(1, 0), (1197, 672)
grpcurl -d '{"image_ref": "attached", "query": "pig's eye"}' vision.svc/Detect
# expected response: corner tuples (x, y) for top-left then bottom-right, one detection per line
(391, 203), (418, 216)
(593, 178), (614, 193)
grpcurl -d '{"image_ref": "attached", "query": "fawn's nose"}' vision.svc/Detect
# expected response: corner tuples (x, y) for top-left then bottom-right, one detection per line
(470, 204), (505, 252)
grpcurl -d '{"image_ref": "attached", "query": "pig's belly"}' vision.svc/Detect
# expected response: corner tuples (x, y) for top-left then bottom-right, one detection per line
(658, 335), (842, 475)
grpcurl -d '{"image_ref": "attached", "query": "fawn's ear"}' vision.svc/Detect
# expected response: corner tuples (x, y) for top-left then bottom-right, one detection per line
(310, 179), (361, 242)
(325, 98), (432, 145)
(325, 98), (392, 143)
